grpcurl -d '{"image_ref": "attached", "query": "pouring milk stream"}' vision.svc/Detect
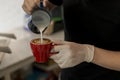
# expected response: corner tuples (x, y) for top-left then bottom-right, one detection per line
(32, 0), (51, 44)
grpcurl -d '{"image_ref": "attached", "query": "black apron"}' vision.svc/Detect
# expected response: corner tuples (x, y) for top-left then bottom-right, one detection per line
(60, 0), (120, 80)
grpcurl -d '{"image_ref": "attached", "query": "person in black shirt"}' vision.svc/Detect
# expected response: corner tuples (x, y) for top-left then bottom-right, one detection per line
(22, 0), (120, 80)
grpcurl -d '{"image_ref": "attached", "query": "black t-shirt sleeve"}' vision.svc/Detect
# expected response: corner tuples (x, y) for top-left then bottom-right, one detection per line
(48, 0), (62, 6)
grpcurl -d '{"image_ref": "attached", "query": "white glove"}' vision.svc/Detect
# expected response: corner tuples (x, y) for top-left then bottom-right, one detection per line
(50, 40), (94, 69)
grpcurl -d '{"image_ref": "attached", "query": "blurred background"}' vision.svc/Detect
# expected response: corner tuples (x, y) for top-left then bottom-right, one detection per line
(0, 0), (64, 80)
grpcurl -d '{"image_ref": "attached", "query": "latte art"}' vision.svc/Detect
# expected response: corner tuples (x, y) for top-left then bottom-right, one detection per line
(32, 38), (51, 44)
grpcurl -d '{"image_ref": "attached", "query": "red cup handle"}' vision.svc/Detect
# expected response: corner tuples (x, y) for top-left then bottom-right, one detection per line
(49, 44), (58, 57)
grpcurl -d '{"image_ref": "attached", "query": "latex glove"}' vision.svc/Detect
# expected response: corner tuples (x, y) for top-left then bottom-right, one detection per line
(50, 40), (94, 68)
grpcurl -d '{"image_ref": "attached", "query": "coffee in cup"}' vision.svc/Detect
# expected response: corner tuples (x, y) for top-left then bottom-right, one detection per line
(30, 38), (54, 63)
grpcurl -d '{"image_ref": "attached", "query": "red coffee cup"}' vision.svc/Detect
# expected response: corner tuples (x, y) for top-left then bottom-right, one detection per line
(30, 38), (54, 63)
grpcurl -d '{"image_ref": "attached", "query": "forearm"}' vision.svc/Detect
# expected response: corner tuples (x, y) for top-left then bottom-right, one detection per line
(92, 47), (120, 71)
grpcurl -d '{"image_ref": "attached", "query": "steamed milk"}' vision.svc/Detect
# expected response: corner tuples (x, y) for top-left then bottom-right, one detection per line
(37, 25), (47, 44)
(36, 15), (50, 44)
(35, 12), (50, 44)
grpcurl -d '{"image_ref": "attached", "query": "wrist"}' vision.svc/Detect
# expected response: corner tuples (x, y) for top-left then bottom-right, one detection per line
(84, 44), (95, 62)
